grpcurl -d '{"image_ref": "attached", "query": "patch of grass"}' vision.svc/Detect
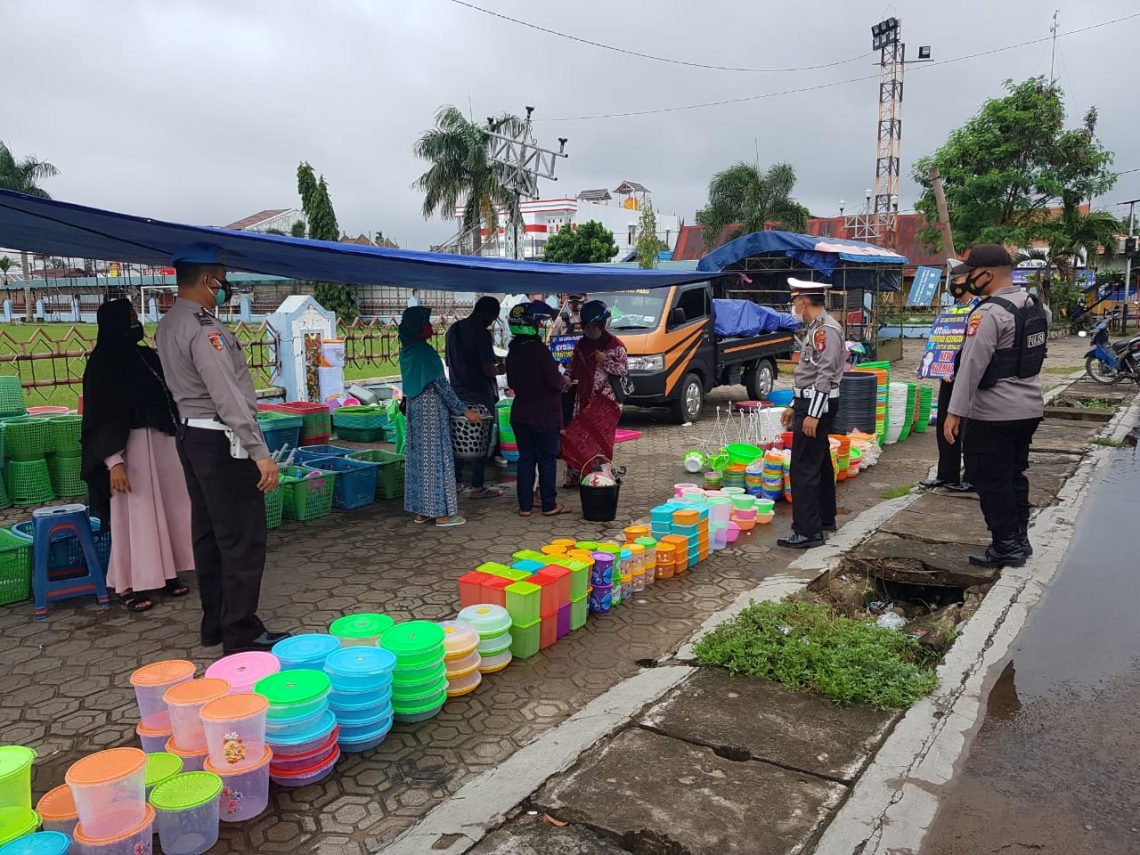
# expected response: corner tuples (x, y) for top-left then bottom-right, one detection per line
(881, 484), (913, 500)
(1091, 437), (1126, 448)
(693, 601), (939, 709)
(1043, 365), (1083, 374)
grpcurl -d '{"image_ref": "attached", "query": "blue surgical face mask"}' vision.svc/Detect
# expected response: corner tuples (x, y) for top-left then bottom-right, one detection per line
(209, 276), (231, 306)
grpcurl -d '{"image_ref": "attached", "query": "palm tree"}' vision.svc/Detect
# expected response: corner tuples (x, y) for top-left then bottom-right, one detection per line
(413, 106), (522, 256)
(0, 140), (58, 197)
(1036, 203), (1122, 307)
(695, 161), (809, 250)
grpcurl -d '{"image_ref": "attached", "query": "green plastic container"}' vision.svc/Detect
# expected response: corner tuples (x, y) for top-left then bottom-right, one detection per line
(254, 669), (331, 717)
(46, 453), (85, 497)
(505, 581), (541, 626)
(570, 595), (588, 631)
(381, 621), (446, 667)
(511, 550), (546, 563)
(278, 465), (335, 521)
(150, 770), (222, 810)
(264, 487), (284, 530)
(391, 687), (447, 723)
(509, 620), (541, 660)
(390, 676), (448, 706)
(0, 806), (40, 846)
(5, 459), (54, 506)
(0, 529), (33, 606)
(568, 566), (588, 600)
(482, 566), (528, 582)
(3, 418), (46, 462)
(345, 449), (405, 500)
(330, 613), (395, 646)
(47, 416), (82, 456)
(574, 541), (599, 552)
(0, 377), (27, 419)
(0, 746), (36, 811)
(391, 662), (448, 695)
(476, 561), (512, 576)
(144, 752), (184, 796)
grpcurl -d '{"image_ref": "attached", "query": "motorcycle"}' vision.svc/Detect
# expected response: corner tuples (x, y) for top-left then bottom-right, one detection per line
(1081, 319), (1140, 384)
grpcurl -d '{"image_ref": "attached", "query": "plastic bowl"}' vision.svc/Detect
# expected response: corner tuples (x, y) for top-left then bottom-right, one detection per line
(439, 620), (480, 660)
(478, 649), (512, 674)
(0, 747), (36, 811)
(65, 747), (147, 840)
(255, 670), (331, 721)
(35, 785), (77, 836)
(323, 647), (397, 694)
(391, 661), (447, 696)
(267, 730), (337, 775)
(164, 738), (208, 774)
(756, 512), (775, 525)
(328, 683), (393, 712)
(162, 678), (230, 753)
(130, 660), (196, 732)
(72, 804), (154, 855)
(476, 633), (512, 656)
(391, 695), (446, 724)
(272, 634), (341, 671)
(205, 651), (280, 695)
(264, 709), (337, 758)
(136, 721), (173, 754)
(269, 748), (340, 788)
(150, 771), (222, 855)
(200, 693), (269, 772)
(336, 709), (393, 742)
(329, 695), (392, 726)
(444, 650), (481, 680)
(380, 621), (446, 669)
(446, 670), (482, 698)
(329, 613), (394, 647)
(0, 831), (70, 854)
(204, 746), (272, 823)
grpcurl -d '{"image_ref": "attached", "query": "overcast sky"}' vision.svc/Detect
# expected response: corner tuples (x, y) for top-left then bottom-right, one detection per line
(4, 0), (1140, 248)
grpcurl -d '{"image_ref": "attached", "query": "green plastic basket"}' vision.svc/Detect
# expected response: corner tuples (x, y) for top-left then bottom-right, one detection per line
(0, 527), (33, 605)
(265, 486), (284, 530)
(278, 465), (336, 521)
(335, 424), (386, 443)
(46, 453), (85, 497)
(0, 377), (27, 418)
(6, 458), (54, 505)
(345, 449), (405, 499)
(4, 417), (47, 462)
(47, 416), (83, 456)
(0, 476), (10, 511)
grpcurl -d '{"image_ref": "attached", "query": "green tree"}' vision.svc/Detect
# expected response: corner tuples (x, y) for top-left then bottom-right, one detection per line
(305, 178), (339, 242)
(912, 77), (1117, 253)
(290, 221), (307, 238)
(0, 140), (57, 197)
(542, 220), (618, 263)
(313, 281), (359, 322)
(0, 256), (10, 284)
(296, 162), (319, 213)
(635, 204), (666, 268)
(413, 106), (523, 255)
(695, 161), (809, 250)
(296, 163), (356, 320)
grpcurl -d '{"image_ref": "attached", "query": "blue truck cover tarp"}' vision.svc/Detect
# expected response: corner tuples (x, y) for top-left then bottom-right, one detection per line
(712, 299), (799, 337)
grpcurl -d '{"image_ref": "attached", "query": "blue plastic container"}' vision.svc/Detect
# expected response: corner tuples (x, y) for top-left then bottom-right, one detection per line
(337, 717), (394, 753)
(264, 709), (337, 753)
(0, 831), (71, 855)
(324, 647), (397, 693)
(337, 710), (393, 742)
(303, 456), (379, 510)
(767, 389), (794, 406)
(272, 633), (341, 671)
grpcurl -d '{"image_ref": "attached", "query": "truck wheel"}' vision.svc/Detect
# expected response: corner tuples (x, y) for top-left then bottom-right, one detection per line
(671, 373), (704, 423)
(744, 360), (775, 400)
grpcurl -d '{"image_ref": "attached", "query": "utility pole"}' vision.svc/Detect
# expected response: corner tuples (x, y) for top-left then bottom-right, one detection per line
(1123, 199), (1136, 335)
(929, 166), (957, 259)
(1049, 10), (1060, 85)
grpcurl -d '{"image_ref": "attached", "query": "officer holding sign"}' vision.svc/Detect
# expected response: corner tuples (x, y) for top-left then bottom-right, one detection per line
(944, 245), (1050, 568)
(778, 279), (846, 549)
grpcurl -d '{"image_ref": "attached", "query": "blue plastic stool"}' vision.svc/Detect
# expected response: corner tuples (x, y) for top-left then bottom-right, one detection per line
(32, 503), (109, 619)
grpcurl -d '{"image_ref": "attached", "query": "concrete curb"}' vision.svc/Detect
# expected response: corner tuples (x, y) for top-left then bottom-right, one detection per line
(811, 388), (1140, 855)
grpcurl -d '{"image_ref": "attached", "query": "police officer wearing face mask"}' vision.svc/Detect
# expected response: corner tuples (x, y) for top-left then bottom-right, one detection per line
(778, 279), (845, 549)
(157, 243), (291, 654)
(943, 244), (1051, 568)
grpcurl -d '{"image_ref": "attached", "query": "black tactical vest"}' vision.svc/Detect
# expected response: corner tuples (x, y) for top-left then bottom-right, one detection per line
(978, 294), (1049, 389)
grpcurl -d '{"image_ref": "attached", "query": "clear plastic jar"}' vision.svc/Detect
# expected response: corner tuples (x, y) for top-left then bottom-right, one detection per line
(628, 543), (645, 575)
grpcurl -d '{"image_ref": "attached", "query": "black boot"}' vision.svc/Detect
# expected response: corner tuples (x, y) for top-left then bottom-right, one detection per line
(969, 536), (1027, 568)
(1019, 525), (1033, 557)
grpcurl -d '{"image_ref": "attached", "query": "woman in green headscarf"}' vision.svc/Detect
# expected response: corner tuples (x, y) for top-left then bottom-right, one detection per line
(399, 306), (481, 526)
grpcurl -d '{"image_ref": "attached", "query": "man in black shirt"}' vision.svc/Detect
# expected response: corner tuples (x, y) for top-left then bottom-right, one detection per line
(445, 296), (502, 497)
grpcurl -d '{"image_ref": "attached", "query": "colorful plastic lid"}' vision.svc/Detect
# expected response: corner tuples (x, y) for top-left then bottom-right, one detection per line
(264, 710), (336, 748)
(457, 605), (512, 638)
(634, 537), (657, 548)
(200, 692), (269, 723)
(0, 831), (70, 855)
(270, 746), (340, 779)
(164, 737), (207, 760)
(324, 647), (397, 678)
(144, 752), (184, 789)
(150, 771), (223, 812)
(628, 543), (645, 556)
(273, 633), (341, 664)
(596, 543), (622, 555)
(66, 747), (145, 787)
(391, 676), (449, 704)
(329, 613), (394, 640)
(575, 541), (600, 550)
(136, 720), (172, 738)
(255, 669), (331, 707)
(390, 685), (448, 715)
(130, 659), (196, 687)
(0, 810), (43, 849)
(589, 551), (613, 565)
(0, 747), (35, 781)
(204, 744), (272, 775)
(205, 651), (280, 688)
(380, 621), (445, 658)
(439, 620), (480, 658)
(34, 785), (75, 821)
(73, 804), (155, 846)
(263, 729), (336, 768)
(550, 538), (577, 548)
(163, 677), (230, 707)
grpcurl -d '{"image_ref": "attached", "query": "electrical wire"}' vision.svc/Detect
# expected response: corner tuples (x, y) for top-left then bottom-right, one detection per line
(446, 0), (872, 73)
(542, 11), (1140, 122)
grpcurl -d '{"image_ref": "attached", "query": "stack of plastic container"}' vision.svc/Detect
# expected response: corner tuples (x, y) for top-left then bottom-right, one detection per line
(130, 659), (196, 753)
(163, 678), (230, 773)
(505, 581), (541, 659)
(199, 693), (272, 822)
(382, 621), (448, 723)
(205, 651), (280, 695)
(761, 450), (785, 501)
(325, 647), (396, 753)
(273, 634), (342, 671)
(706, 496), (732, 551)
(458, 604), (514, 671)
(329, 613), (394, 647)
(634, 536), (657, 583)
(35, 784), (77, 836)
(440, 620), (481, 697)
(149, 770), (223, 855)
(255, 670), (337, 787)
(587, 551), (614, 614)
(0, 746), (37, 847)
(885, 381), (909, 444)
(595, 543), (623, 608)
(66, 748), (153, 851)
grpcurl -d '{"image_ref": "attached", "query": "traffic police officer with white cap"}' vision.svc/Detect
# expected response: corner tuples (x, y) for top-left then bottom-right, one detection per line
(158, 243), (291, 653)
(778, 278), (845, 549)
(943, 244), (1050, 568)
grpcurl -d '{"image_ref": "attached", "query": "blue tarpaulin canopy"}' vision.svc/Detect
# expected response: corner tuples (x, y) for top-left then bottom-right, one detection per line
(697, 230), (908, 279)
(0, 190), (716, 294)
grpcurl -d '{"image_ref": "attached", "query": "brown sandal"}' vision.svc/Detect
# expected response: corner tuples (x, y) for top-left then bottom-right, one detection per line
(542, 506), (571, 517)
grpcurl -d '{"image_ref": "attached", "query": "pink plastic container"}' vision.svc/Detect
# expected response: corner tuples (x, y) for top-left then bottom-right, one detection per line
(163, 678), (230, 752)
(130, 659), (196, 731)
(269, 747), (340, 788)
(268, 728), (338, 774)
(136, 721), (172, 754)
(200, 693), (268, 772)
(65, 747), (147, 840)
(204, 745), (273, 823)
(205, 651), (280, 695)
(73, 803), (154, 855)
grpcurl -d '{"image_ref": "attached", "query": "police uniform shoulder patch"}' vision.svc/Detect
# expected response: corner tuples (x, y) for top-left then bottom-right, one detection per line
(207, 332), (225, 351)
(194, 309), (215, 327)
(966, 314), (983, 337)
(813, 329), (828, 351)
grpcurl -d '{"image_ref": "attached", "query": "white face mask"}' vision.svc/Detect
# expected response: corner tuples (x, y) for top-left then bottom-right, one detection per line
(791, 309), (804, 323)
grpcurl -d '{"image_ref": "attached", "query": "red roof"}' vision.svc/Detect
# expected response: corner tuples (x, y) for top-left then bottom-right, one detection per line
(223, 209), (291, 231)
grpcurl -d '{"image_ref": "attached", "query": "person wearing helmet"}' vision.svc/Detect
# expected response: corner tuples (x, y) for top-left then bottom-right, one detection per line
(561, 299), (630, 485)
(548, 293), (587, 338)
(506, 300), (570, 516)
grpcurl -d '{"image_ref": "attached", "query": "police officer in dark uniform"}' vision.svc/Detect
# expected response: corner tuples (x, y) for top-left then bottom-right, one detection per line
(778, 279), (846, 549)
(943, 244), (1050, 568)
(157, 243), (291, 653)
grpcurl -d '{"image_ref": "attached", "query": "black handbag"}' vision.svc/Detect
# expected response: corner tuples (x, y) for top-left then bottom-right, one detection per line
(609, 372), (635, 404)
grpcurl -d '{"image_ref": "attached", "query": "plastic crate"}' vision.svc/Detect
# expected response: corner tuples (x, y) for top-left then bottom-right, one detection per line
(0, 527), (33, 605)
(6, 459), (54, 505)
(345, 449), (405, 499)
(47, 416), (83, 456)
(304, 456), (379, 510)
(332, 405), (390, 431)
(264, 487), (284, 530)
(10, 513), (111, 575)
(278, 465), (336, 521)
(4, 417), (48, 462)
(46, 453), (85, 497)
(0, 376), (27, 418)
(334, 425), (386, 443)
(260, 423), (302, 456)
(294, 444), (353, 464)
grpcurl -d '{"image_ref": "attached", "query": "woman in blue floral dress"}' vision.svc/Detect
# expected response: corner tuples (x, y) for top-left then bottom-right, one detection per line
(399, 306), (481, 527)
